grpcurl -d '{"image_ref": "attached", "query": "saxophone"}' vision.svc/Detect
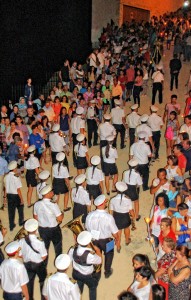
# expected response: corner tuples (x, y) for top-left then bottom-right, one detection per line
(63, 215), (102, 273)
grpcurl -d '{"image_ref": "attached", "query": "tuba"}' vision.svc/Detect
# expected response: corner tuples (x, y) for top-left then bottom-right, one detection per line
(63, 215), (102, 273)
(14, 227), (28, 241)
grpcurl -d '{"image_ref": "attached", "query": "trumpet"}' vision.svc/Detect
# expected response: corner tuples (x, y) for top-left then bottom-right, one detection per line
(63, 215), (102, 273)
(14, 227), (28, 241)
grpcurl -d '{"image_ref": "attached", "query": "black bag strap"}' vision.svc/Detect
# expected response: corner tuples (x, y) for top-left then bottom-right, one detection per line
(24, 236), (40, 254)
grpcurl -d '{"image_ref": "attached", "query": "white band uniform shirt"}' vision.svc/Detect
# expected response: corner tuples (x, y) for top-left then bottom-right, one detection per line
(49, 133), (66, 152)
(4, 171), (22, 194)
(152, 71), (164, 83)
(37, 182), (47, 199)
(43, 272), (80, 300)
(86, 166), (104, 185)
(53, 164), (69, 179)
(24, 154), (40, 170)
(70, 116), (85, 134)
(69, 246), (101, 275)
(87, 106), (96, 119)
(126, 111), (140, 129)
(135, 124), (152, 143)
(72, 186), (91, 206)
(123, 169), (143, 186)
(74, 144), (88, 158)
(111, 107), (125, 125)
(0, 258), (29, 293)
(130, 141), (151, 165)
(34, 199), (62, 228)
(19, 235), (47, 263)
(147, 113), (163, 132)
(180, 124), (191, 141)
(110, 194), (133, 213)
(85, 209), (118, 240)
(97, 123), (116, 141)
(102, 146), (118, 164)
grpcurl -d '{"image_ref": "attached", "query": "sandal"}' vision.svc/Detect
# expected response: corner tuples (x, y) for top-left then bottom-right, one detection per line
(125, 238), (131, 246)
(63, 207), (71, 212)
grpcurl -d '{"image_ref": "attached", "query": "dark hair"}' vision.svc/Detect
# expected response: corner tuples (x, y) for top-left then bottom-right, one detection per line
(118, 291), (138, 300)
(176, 245), (190, 258)
(157, 168), (167, 175)
(171, 94), (177, 99)
(173, 143), (183, 151)
(12, 132), (20, 139)
(163, 237), (176, 250)
(167, 155), (178, 166)
(105, 140), (113, 158)
(177, 202), (189, 211)
(60, 107), (67, 116)
(155, 192), (169, 208)
(161, 217), (172, 227)
(132, 254), (155, 278)
(27, 116), (36, 126)
(169, 110), (177, 118)
(134, 266), (151, 280)
(151, 284), (166, 300)
(31, 124), (38, 131)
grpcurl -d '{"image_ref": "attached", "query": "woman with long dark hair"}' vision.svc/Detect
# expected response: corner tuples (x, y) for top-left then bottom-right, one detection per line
(74, 133), (90, 175)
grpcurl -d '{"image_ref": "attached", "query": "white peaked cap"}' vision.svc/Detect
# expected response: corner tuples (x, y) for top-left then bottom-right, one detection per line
(140, 114), (149, 122)
(75, 174), (86, 185)
(76, 107), (84, 115)
(94, 194), (106, 206)
(24, 219), (38, 232)
(138, 131), (147, 139)
(91, 155), (101, 165)
(38, 170), (50, 180)
(5, 241), (20, 255)
(8, 161), (17, 170)
(104, 114), (111, 120)
(150, 105), (158, 112)
(40, 184), (52, 196)
(55, 254), (71, 270)
(131, 104), (138, 110)
(77, 231), (92, 246)
(52, 123), (60, 132)
(128, 158), (139, 167)
(56, 152), (65, 162)
(116, 181), (127, 192)
(27, 145), (36, 152)
(77, 133), (85, 142)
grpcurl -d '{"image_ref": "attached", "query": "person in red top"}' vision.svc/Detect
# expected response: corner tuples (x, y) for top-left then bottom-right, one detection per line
(118, 70), (127, 106)
(158, 218), (176, 246)
(126, 63), (135, 102)
(184, 90), (191, 116)
(173, 144), (187, 175)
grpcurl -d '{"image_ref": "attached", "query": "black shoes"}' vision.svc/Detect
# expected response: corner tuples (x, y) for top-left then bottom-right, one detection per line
(105, 268), (113, 279)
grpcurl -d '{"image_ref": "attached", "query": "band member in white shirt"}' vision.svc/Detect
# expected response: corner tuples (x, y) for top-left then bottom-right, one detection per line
(74, 134), (90, 175)
(86, 155), (104, 201)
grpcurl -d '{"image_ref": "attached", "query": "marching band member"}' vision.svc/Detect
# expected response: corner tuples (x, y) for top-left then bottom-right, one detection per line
(19, 219), (47, 300)
(86, 155), (104, 201)
(87, 99), (99, 148)
(36, 170), (50, 200)
(52, 152), (71, 212)
(126, 104), (140, 146)
(74, 133), (90, 175)
(72, 174), (91, 223)
(111, 99), (126, 149)
(49, 124), (67, 166)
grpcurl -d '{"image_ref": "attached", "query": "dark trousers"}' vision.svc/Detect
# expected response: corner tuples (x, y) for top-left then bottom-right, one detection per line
(133, 86), (141, 106)
(87, 119), (98, 147)
(100, 140), (107, 170)
(73, 269), (100, 300)
(72, 133), (78, 166)
(3, 292), (22, 300)
(113, 124), (125, 148)
(137, 163), (149, 190)
(7, 194), (24, 230)
(93, 238), (114, 274)
(129, 128), (136, 146)
(38, 226), (62, 258)
(152, 82), (163, 105)
(152, 131), (161, 159)
(170, 72), (179, 90)
(24, 261), (47, 300)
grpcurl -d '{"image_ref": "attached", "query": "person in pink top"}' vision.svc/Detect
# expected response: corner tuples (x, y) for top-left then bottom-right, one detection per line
(163, 94), (181, 122)
(126, 63), (135, 102)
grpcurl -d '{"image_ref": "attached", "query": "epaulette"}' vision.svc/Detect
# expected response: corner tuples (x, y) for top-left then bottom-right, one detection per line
(14, 174), (20, 177)
(69, 278), (77, 284)
(37, 237), (43, 241)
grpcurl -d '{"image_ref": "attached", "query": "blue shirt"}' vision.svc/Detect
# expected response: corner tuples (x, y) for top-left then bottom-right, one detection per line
(0, 156), (9, 175)
(29, 133), (44, 149)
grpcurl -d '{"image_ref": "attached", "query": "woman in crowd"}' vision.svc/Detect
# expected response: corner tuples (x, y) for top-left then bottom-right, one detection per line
(58, 107), (70, 147)
(155, 237), (176, 299)
(41, 115), (51, 163)
(74, 133), (90, 175)
(133, 69), (143, 106)
(168, 245), (191, 300)
(123, 158), (142, 221)
(129, 266), (152, 300)
(102, 135), (118, 195)
(52, 96), (62, 122)
(68, 101), (77, 119)
(132, 254), (155, 285)
(60, 95), (70, 112)
(167, 180), (182, 213)
(149, 284), (166, 300)
(165, 155), (182, 181)
(15, 115), (29, 146)
(52, 152), (71, 212)
(165, 111), (179, 156)
(110, 181), (135, 251)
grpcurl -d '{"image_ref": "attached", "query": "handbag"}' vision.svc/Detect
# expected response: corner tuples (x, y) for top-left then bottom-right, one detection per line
(165, 126), (174, 140)
(177, 224), (190, 245)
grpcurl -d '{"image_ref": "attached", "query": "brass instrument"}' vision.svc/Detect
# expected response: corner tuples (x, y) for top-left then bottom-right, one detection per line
(14, 227), (28, 241)
(63, 215), (102, 273)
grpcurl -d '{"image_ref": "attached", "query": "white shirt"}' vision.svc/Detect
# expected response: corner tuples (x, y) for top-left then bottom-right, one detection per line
(0, 231), (3, 244)
(49, 133), (66, 152)
(69, 246), (101, 275)
(85, 209), (118, 239)
(130, 141), (151, 164)
(102, 145), (118, 163)
(74, 144), (88, 157)
(86, 166), (104, 185)
(126, 112), (140, 128)
(147, 113), (163, 131)
(130, 280), (151, 300)
(24, 154), (40, 170)
(152, 71), (164, 83)
(70, 116), (85, 134)
(4, 172), (22, 194)
(135, 124), (152, 142)
(34, 198), (62, 228)
(43, 272), (80, 300)
(123, 169), (143, 186)
(110, 194), (133, 213)
(87, 106), (96, 119)
(111, 107), (125, 125)
(97, 122), (116, 140)
(53, 164), (69, 179)
(43, 106), (55, 122)
(37, 182), (47, 199)
(180, 124), (191, 141)
(19, 235), (47, 263)
(0, 258), (29, 293)
(72, 186), (91, 206)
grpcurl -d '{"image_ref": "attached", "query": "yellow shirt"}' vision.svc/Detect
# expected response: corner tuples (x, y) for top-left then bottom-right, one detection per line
(112, 84), (122, 97)
(61, 102), (70, 112)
